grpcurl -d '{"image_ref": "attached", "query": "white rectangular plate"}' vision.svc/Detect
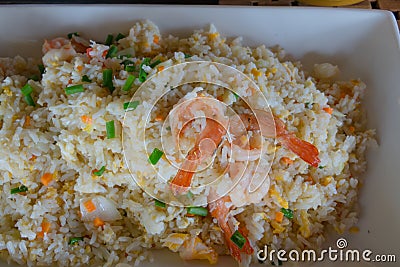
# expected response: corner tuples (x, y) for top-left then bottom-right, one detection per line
(0, 4), (399, 267)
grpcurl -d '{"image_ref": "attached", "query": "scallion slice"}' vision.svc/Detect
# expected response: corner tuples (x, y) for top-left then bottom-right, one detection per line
(106, 120), (115, 139)
(149, 148), (163, 165)
(115, 33), (125, 42)
(21, 84), (33, 96)
(102, 69), (114, 93)
(93, 166), (106, 176)
(280, 208), (293, 219)
(125, 65), (136, 72)
(122, 59), (134, 67)
(122, 75), (135, 91)
(149, 59), (161, 68)
(28, 75), (39, 81)
(106, 45), (118, 59)
(105, 34), (113, 46)
(232, 91), (239, 100)
(24, 95), (35, 107)
(187, 207), (208, 217)
(184, 53), (192, 58)
(155, 199), (166, 208)
(230, 230), (246, 249)
(67, 32), (79, 39)
(10, 185), (28, 195)
(81, 75), (92, 83)
(138, 58), (151, 83)
(123, 101), (139, 111)
(38, 64), (45, 75)
(68, 237), (83, 245)
(65, 84), (84, 95)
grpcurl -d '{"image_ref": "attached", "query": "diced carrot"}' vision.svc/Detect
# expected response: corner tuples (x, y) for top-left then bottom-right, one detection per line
(102, 50), (108, 58)
(29, 155), (37, 161)
(281, 157), (293, 165)
(23, 115), (31, 128)
(323, 107), (333, 115)
(154, 115), (164, 122)
(304, 175), (314, 183)
(68, 79), (72, 84)
(41, 172), (53, 186)
(275, 211), (284, 223)
(349, 126), (355, 133)
(83, 200), (96, 213)
(37, 221), (51, 238)
(76, 65), (83, 72)
(157, 65), (164, 72)
(153, 35), (159, 44)
(81, 115), (92, 124)
(94, 217), (105, 227)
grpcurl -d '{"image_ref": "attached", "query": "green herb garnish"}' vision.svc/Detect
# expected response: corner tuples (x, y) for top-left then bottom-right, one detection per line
(122, 75), (135, 91)
(155, 199), (166, 208)
(149, 59), (161, 68)
(184, 53), (192, 58)
(81, 75), (92, 83)
(115, 33), (125, 42)
(10, 185), (28, 195)
(102, 69), (114, 93)
(230, 230), (246, 249)
(125, 65), (136, 72)
(318, 166), (324, 169)
(106, 120), (115, 139)
(105, 34), (113, 46)
(138, 58), (151, 83)
(93, 166), (106, 176)
(24, 95), (35, 107)
(123, 101), (140, 111)
(65, 84), (84, 95)
(21, 84), (33, 96)
(280, 208), (293, 219)
(67, 32), (79, 39)
(106, 45), (118, 59)
(149, 148), (163, 165)
(187, 207), (208, 217)
(68, 237), (83, 245)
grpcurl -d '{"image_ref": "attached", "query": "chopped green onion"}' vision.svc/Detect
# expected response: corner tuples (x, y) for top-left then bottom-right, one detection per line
(318, 166), (324, 169)
(155, 199), (166, 208)
(138, 58), (151, 83)
(67, 32), (79, 39)
(21, 84), (33, 96)
(65, 84), (84, 95)
(38, 64), (45, 75)
(149, 59), (161, 68)
(93, 166), (106, 176)
(106, 120), (115, 139)
(123, 101), (139, 111)
(28, 74), (39, 81)
(122, 75), (135, 91)
(187, 207), (208, 217)
(106, 45), (118, 59)
(10, 185), (28, 194)
(280, 208), (293, 219)
(68, 237), (83, 245)
(149, 148), (163, 165)
(24, 95), (35, 107)
(115, 33), (125, 41)
(122, 59), (134, 67)
(125, 65), (136, 72)
(184, 53), (192, 58)
(105, 34), (113, 46)
(230, 230), (246, 249)
(118, 54), (132, 60)
(232, 91), (239, 100)
(102, 69), (114, 93)
(81, 75), (92, 83)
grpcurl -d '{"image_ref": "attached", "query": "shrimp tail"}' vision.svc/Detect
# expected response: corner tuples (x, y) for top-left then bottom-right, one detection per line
(170, 147), (199, 195)
(279, 133), (321, 167)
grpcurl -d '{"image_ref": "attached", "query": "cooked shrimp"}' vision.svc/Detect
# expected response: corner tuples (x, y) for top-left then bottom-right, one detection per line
(170, 119), (226, 195)
(208, 194), (253, 264)
(42, 37), (77, 67)
(231, 109), (321, 167)
(169, 93), (228, 195)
